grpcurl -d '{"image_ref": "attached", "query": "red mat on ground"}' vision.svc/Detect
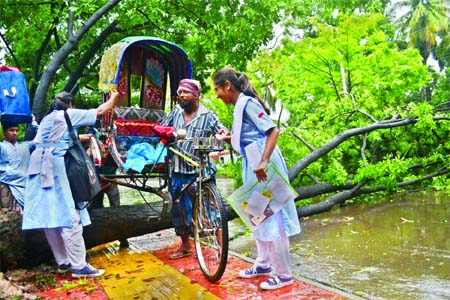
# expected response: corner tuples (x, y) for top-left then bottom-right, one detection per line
(152, 241), (348, 300)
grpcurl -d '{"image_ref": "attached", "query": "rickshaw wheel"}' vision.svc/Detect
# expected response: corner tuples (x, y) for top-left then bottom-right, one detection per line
(192, 182), (228, 282)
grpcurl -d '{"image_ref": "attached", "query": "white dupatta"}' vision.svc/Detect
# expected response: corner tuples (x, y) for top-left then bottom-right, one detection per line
(231, 93), (249, 155)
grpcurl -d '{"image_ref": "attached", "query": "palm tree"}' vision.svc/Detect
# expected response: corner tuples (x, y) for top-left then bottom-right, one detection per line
(388, 0), (449, 101)
(390, 0), (449, 65)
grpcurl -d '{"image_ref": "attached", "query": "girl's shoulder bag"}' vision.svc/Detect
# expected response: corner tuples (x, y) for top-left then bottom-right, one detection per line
(63, 110), (101, 209)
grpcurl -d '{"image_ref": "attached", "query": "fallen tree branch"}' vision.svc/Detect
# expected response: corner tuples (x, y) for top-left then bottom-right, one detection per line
(289, 116), (418, 182)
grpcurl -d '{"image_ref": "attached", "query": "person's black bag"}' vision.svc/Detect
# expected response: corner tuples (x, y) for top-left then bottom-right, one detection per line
(63, 111), (100, 209)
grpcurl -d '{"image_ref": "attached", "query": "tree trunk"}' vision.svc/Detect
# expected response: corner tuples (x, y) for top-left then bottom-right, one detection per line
(0, 202), (238, 271)
(32, 0), (120, 121)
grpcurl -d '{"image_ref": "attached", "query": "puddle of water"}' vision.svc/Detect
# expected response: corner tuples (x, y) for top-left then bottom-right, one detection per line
(228, 191), (450, 300)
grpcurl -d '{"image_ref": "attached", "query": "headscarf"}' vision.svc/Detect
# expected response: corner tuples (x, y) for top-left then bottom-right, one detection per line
(177, 79), (201, 98)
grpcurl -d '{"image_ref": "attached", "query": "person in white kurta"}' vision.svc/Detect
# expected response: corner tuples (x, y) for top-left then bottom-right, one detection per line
(213, 67), (301, 290)
(22, 91), (121, 277)
(0, 121), (37, 211)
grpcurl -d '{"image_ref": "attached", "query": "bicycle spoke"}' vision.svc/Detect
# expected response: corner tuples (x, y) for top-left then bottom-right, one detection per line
(193, 182), (228, 282)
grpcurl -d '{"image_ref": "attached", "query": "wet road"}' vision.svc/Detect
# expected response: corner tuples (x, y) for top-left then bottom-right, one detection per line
(227, 191), (450, 300)
(119, 178), (450, 300)
(87, 230), (354, 300)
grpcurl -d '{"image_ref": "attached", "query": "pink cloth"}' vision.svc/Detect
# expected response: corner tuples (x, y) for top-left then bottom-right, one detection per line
(177, 79), (200, 98)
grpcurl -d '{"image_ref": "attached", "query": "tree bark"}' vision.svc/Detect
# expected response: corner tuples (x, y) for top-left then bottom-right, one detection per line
(288, 116), (417, 182)
(0, 201), (236, 271)
(63, 20), (119, 93)
(32, 0), (120, 121)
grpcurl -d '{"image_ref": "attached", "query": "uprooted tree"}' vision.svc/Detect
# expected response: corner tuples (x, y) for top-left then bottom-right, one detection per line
(2, 107), (450, 270)
(2, 5), (450, 270)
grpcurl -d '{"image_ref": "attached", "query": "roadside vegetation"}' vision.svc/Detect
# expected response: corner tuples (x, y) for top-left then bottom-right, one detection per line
(1, 0), (449, 214)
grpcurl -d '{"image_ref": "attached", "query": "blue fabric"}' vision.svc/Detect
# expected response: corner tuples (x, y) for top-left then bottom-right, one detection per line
(0, 70), (32, 123)
(170, 173), (197, 235)
(22, 109), (98, 230)
(236, 94), (301, 241)
(122, 142), (167, 172)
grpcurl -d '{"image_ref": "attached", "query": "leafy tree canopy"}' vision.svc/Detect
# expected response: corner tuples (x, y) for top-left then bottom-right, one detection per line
(0, 0), (283, 118)
(248, 13), (450, 197)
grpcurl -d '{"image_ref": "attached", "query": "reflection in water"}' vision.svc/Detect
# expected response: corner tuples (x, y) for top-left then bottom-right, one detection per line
(227, 190), (450, 300)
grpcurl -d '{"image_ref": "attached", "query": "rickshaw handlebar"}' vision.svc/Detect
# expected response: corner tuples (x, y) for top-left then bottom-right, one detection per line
(167, 137), (225, 169)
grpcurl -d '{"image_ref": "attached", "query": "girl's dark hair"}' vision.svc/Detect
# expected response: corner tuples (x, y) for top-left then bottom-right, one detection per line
(213, 67), (270, 115)
(46, 91), (75, 115)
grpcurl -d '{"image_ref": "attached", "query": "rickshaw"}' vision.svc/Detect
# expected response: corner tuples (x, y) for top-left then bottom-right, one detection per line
(92, 36), (228, 282)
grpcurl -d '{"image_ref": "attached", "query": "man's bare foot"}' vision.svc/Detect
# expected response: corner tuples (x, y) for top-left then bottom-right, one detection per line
(169, 247), (193, 259)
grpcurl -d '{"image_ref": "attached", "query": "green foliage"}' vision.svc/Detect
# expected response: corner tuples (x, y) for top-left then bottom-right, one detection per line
(0, 0), (283, 115)
(432, 69), (450, 103)
(271, 14), (429, 129)
(323, 157), (349, 186)
(248, 12), (449, 195)
(283, 0), (391, 35)
(390, 0), (450, 65)
(277, 128), (310, 169)
(2, 0), (450, 206)
(217, 160), (243, 188)
(202, 92), (234, 131)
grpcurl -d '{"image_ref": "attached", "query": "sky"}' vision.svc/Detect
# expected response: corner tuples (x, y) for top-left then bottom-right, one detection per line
(0, 29), (5, 65)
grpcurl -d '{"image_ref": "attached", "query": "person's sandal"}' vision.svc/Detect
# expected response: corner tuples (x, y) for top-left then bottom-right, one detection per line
(169, 248), (193, 259)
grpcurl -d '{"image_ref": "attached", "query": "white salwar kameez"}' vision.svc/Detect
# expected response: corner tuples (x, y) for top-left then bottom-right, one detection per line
(22, 108), (97, 269)
(232, 93), (301, 279)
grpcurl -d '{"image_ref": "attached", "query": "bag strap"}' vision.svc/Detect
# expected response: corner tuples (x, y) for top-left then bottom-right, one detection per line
(63, 110), (78, 143)
(63, 110), (91, 210)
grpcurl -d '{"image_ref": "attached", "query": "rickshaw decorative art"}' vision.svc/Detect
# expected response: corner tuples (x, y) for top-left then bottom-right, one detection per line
(94, 36), (193, 196)
(92, 36), (229, 282)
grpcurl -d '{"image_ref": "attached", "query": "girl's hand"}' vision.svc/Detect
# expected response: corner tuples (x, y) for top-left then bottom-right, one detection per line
(215, 129), (231, 143)
(254, 160), (269, 182)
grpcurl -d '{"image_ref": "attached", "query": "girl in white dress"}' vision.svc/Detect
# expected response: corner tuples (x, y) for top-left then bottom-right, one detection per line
(23, 91), (121, 277)
(213, 67), (301, 290)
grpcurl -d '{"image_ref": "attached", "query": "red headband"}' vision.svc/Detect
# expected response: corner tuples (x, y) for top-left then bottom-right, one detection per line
(177, 79), (200, 98)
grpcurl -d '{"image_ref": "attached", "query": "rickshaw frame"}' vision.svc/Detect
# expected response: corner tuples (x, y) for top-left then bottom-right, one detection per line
(92, 36), (229, 282)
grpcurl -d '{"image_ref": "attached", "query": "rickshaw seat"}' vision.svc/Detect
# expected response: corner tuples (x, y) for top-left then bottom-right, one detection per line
(109, 107), (175, 173)
(115, 118), (161, 137)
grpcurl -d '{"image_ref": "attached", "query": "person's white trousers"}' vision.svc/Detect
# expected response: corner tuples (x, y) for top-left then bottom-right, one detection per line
(44, 210), (86, 270)
(253, 213), (292, 279)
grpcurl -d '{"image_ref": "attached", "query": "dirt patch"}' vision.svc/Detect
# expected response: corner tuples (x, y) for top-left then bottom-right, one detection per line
(1, 264), (107, 300)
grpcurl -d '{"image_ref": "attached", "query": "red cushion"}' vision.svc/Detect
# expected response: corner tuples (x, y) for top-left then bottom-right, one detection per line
(114, 119), (160, 137)
(113, 119), (175, 143)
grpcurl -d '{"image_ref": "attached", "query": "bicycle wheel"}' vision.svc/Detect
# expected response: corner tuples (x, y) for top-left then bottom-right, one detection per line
(192, 182), (229, 282)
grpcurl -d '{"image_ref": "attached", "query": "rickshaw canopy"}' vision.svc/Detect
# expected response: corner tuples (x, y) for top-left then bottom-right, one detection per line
(99, 36), (192, 110)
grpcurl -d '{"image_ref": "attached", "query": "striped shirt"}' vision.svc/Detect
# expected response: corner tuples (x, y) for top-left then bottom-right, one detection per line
(161, 104), (226, 174)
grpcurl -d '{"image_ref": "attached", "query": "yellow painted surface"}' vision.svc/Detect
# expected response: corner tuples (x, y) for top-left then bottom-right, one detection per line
(88, 241), (220, 300)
